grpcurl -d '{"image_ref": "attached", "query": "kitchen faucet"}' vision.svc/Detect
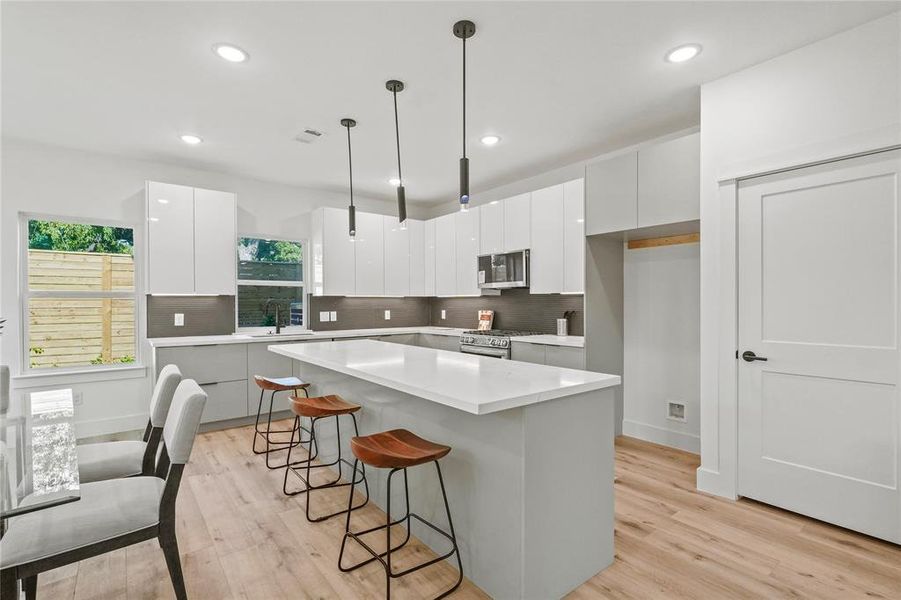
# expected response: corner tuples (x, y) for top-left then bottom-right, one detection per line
(263, 298), (283, 334)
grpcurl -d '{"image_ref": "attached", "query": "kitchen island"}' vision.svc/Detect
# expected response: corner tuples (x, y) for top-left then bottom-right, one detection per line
(269, 339), (620, 599)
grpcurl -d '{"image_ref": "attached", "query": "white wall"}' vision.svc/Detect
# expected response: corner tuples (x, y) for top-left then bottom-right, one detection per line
(0, 138), (410, 437)
(698, 12), (901, 498)
(623, 242), (700, 452)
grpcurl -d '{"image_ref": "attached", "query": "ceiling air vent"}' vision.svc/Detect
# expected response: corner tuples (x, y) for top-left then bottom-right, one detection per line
(294, 128), (324, 144)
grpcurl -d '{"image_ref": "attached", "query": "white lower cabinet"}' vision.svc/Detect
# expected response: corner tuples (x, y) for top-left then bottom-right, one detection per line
(419, 334), (460, 352)
(156, 344), (248, 423)
(511, 342), (585, 369)
(198, 381), (248, 424)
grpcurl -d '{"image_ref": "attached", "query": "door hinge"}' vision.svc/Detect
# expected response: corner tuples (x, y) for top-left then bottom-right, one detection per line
(735, 350), (739, 359)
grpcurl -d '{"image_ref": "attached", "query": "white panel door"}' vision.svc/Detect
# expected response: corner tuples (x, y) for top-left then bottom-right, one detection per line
(194, 188), (236, 295)
(435, 213), (456, 296)
(456, 208), (481, 296)
(322, 207), (355, 296)
(408, 219), (425, 296)
(503, 193), (531, 252)
(424, 219), (437, 296)
(530, 184), (564, 294)
(563, 179), (585, 294)
(738, 150), (901, 543)
(147, 181), (194, 294)
(383, 215), (410, 296)
(354, 212), (384, 296)
(479, 201), (503, 255)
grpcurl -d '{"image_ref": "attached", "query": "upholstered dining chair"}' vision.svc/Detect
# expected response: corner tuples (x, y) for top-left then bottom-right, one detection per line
(0, 378), (207, 600)
(76, 364), (182, 483)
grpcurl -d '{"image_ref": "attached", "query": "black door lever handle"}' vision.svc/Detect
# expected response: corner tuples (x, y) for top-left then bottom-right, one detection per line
(742, 350), (768, 362)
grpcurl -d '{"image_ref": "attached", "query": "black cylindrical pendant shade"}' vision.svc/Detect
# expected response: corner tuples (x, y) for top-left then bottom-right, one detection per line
(348, 204), (356, 237)
(459, 157), (470, 205)
(397, 185), (407, 223)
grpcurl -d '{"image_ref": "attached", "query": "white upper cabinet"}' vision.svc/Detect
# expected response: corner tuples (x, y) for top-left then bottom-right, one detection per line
(563, 179), (585, 294)
(193, 188), (236, 295)
(146, 181), (235, 295)
(354, 212), (385, 296)
(311, 207), (355, 296)
(585, 152), (638, 235)
(479, 201), (504, 255)
(147, 182), (194, 294)
(455, 207), (481, 296)
(408, 219), (426, 296)
(530, 184), (565, 294)
(384, 215), (410, 296)
(503, 193), (531, 252)
(423, 219), (437, 296)
(637, 132), (700, 227)
(435, 213), (456, 296)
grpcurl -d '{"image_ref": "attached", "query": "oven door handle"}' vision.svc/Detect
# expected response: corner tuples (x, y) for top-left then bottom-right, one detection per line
(459, 345), (509, 359)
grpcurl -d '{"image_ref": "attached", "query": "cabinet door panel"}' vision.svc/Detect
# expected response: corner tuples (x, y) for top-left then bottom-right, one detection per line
(194, 188), (236, 295)
(530, 184), (565, 294)
(408, 219), (425, 296)
(545, 346), (585, 369)
(199, 380), (248, 423)
(637, 132), (700, 227)
(354, 212), (385, 296)
(321, 208), (356, 296)
(455, 208), (480, 296)
(479, 201), (504, 255)
(384, 215), (410, 296)
(435, 214), (456, 296)
(511, 342), (546, 364)
(563, 179), (585, 294)
(147, 182), (194, 294)
(585, 153), (638, 235)
(157, 344), (247, 385)
(424, 219), (436, 296)
(503, 193), (531, 252)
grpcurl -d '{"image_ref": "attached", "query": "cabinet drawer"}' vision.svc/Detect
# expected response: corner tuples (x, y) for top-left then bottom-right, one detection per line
(511, 342), (546, 364)
(198, 380), (248, 423)
(157, 344), (247, 385)
(544, 346), (585, 370)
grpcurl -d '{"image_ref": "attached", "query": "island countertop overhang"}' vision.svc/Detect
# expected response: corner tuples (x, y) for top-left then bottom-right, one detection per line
(268, 339), (620, 415)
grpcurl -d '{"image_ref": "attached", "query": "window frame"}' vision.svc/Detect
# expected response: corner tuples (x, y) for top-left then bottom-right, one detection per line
(234, 234), (308, 332)
(19, 213), (143, 375)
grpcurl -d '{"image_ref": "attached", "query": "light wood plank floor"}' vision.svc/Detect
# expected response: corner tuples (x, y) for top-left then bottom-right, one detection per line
(36, 424), (901, 599)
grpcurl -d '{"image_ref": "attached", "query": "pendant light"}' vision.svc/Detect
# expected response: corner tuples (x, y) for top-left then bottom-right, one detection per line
(341, 118), (357, 239)
(454, 20), (475, 212)
(386, 79), (407, 226)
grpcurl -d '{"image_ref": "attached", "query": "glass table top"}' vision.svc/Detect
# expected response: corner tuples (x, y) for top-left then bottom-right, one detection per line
(1, 388), (81, 519)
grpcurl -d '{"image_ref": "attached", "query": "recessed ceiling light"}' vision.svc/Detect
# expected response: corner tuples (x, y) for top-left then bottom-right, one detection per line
(179, 134), (202, 145)
(665, 44), (702, 63)
(480, 135), (501, 146)
(388, 178), (401, 186)
(213, 43), (249, 63)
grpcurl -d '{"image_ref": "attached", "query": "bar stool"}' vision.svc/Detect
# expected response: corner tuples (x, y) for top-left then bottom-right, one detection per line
(338, 429), (463, 600)
(252, 375), (312, 469)
(283, 394), (369, 522)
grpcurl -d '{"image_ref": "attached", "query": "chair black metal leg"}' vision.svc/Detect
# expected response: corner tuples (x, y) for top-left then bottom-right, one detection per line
(0, 569), (16, 600)
(252, 388), (266, 454)
(160, 529), (187, 600)
(282, 416), (300, 495)
(434, 460), (464, 598)
(23, 574), (37, 600)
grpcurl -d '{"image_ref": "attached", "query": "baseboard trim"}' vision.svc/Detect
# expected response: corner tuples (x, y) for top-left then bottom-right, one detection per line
(621, 419), (700, 454)
(696, 466), (738, 500)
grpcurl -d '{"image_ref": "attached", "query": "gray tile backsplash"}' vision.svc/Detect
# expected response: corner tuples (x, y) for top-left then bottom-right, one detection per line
(147, 295), (235, 338)
(309, 296), (431, 331)
(430, 289), (583, 334)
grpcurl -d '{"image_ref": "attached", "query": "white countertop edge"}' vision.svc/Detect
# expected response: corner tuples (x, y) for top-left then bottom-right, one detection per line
(509, 335), (585, 348)
(268, 343), (619, 415)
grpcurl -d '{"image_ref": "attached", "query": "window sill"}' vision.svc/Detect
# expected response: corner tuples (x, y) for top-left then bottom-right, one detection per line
(11, 365), (148, 389)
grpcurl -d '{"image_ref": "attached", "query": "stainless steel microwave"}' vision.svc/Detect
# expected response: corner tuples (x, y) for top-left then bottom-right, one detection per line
(477, 249), (529, 289)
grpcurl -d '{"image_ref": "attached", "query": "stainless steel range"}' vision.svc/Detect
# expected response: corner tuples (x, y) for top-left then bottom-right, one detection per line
(459, 329), (542, 359)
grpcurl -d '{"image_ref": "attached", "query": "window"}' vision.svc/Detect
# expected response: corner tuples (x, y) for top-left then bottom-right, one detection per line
(237, 237), (305, 329)
(23, 217), (137, 371)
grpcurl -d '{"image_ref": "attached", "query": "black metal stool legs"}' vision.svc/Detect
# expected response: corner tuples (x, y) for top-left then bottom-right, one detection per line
(283, 413), (369, 522)
(338, 460), (463, 600)
(252, 387), (312, 469)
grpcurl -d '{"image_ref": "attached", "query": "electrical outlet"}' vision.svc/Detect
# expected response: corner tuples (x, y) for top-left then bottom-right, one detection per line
(330, 311), (337, 321)
(384, 310), (391, 320)
(174, 313), (184, 327)
(667, 401), (686, 422)
(441, 309), (446, 320)
(319, 311), (330, 322)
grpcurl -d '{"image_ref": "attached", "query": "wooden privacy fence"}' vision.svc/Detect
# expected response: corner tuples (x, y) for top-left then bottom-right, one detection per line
(28, 250), (135, 369)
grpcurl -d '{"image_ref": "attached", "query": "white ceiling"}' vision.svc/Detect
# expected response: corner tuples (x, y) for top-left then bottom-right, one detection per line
(3, 1), (898, 205)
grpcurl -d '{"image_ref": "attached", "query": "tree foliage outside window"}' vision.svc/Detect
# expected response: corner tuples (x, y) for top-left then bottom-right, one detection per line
(28, 220), (133, 254)
(238, 237), (300, 263)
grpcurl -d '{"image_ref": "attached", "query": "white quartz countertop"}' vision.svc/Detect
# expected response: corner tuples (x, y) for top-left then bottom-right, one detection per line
(269, 339), (619, 415)
(147, 326), (466, 348)
(509, 335), (584, 348)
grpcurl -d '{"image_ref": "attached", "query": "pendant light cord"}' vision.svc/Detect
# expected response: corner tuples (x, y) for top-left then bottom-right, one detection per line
(393, 90), (402, 183)
(462, 36), (467, 159)
(345, 124), (354, 207)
